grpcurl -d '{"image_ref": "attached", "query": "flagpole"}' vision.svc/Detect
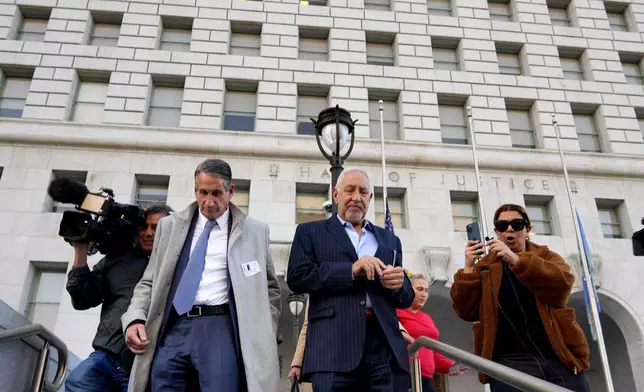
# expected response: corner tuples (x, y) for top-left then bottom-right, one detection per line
(378, 100), (388, 216)
(466, 107), (490, 242)
(551, 114), (614, 392)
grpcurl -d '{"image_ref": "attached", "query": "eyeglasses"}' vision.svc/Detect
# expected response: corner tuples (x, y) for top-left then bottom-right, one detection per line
(494, 219), (527, 232)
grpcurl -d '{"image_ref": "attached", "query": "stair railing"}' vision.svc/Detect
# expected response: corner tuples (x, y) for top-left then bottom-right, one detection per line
(0, 324), (68, 392)
(408, 336), (573, 392)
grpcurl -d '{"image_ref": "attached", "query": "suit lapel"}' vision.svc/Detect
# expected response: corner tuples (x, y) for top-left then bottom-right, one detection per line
(165, 203), (197, 275)
(324, 216), (358, 260)
(227, 203), (245, 258)
(370, 224), (386, 260)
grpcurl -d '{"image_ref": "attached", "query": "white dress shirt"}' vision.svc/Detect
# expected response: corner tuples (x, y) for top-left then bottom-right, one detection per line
(193, 208), (230, 305)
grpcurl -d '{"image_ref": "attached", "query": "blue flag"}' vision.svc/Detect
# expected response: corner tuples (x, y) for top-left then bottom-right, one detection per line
(384, 199), (395, 234)
(575, 208), (601, 341)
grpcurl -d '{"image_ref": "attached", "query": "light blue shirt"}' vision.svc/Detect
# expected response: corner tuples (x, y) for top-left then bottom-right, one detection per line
(337, 214), (378, 308)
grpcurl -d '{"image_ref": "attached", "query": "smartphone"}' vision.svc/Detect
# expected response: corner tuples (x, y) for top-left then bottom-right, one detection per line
(466, 221), (482, 243)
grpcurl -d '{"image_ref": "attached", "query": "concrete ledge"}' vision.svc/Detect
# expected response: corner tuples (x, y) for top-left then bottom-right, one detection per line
(1, 118), (644, 178)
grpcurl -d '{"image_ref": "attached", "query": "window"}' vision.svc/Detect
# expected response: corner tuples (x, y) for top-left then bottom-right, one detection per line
(299, 29), (328, 61)
(300, 0), (328, 5)
(26, 264), (67, 332)
(506, 105), (536, 149)
(135, 174), (169, 209)
(439, 101), (468, 144)
(89, 13), (121, 47)
(364, 0), (390, 11)
(366, 34), (395, 66)
(0, 76), (31, 118)
(231, 179), (250, 213)
(524, 196), (553, 236)
(605, 3), (629, 32)
(297, 86), (328, 135)
(488, 0), (512, 21)
(374, 188), (406, 229)
(296, 183), (329, 224)
(223, 83), (257, 132)
(450, 191), (478, 232)
(71, 80), (108, 123)
(572, 111), (601, 152)
(623, 62), (643, 85)
(17, 9), (50, 42)
(148, 84), (183, 127)
(432, 38), (460, 71)
(160, 18), (192, 52)
(559, 49), (585, 80)
(368, 95), (399, 140)
(636, 109), (644, 138)
(428, 0), (452, 16)
(229, 24), (261, 57)
(547, 0), (571, 26)
(596, 200), (624, 239)
(496, 44), (522, 75)
(620, 53), (643, 85)
(50, 170), (87, 213)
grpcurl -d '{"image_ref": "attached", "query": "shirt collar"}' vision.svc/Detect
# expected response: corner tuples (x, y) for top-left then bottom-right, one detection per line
(336, 214), (374, 232)
(198, 207), (230, 229)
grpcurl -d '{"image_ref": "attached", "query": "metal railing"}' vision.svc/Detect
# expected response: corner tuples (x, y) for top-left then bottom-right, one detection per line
(0, 324), (69, 392)
(408, 337), (573, 392)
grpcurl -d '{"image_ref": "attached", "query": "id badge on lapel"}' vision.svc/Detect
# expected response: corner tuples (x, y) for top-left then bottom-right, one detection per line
(241, 260), (262, 277)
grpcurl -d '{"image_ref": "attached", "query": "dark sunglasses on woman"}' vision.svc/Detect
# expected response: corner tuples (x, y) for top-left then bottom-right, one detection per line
(494, 219), (527, 232)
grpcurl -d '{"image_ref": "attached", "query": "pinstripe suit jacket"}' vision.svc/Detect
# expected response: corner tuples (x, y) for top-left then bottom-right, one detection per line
(286, 216), (414, 377)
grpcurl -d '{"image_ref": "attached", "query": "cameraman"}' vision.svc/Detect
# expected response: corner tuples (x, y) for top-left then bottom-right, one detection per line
(65, 204), (173, 392)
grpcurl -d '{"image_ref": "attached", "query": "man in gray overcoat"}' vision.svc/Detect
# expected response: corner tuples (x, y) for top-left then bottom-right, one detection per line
(121, 158), (281, 392)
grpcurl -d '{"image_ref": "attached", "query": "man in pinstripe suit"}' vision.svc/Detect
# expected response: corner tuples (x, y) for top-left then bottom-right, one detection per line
(287, 168), (415, 392)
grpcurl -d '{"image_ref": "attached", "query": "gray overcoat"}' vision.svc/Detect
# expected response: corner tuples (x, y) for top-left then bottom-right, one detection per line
(121, 202), (282, 392)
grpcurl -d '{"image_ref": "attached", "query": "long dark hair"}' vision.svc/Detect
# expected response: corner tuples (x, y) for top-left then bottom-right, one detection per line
(493, 204), (531, 226)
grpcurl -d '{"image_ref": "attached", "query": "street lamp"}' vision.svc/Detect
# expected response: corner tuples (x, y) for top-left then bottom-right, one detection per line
(287, 293), (306, 346)
(311, 105), (357, 215)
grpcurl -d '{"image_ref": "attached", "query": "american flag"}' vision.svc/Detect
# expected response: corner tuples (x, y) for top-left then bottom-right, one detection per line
(384, 199), (395, 234)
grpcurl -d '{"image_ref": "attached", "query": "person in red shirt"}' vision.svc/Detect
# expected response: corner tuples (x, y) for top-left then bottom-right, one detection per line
(397, 273), (455, 392)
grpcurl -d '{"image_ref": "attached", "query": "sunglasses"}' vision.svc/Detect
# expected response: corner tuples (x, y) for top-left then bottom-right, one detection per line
(494, 219), (527, 232)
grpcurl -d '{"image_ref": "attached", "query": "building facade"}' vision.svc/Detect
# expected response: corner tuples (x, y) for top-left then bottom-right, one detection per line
(0, 0), (643, 390)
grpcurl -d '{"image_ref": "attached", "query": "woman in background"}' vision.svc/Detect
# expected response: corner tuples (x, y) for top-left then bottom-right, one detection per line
(397, 274), (456, 392)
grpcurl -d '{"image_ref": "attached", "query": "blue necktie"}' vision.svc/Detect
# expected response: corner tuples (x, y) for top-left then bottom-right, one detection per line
(173, 219), (218, 315)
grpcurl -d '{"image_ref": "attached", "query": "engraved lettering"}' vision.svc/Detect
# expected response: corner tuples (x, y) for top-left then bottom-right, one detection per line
(510, 178), (515, 189)
(456, 175), (465, 186)
(409, 172), (416, 185)
(389, 171), (400, 183)
(440, 174), (445, 185)
(321, 169), (329, 181)
(300, 166), (310, 179)
(570, 180), (578, 193)
(524, 179), (534, 189)
(491, 177), (501, 188)
(269, 164), (279, 179)
(542, 180), (549, 191)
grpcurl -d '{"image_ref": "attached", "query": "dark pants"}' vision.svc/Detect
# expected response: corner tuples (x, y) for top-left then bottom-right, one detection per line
(311, 317), (409, 392)
(490, 354), (590, 392)
(422, 377), (436, 392)
(65, 350), (129, 392)
(151, 314), (240, 392)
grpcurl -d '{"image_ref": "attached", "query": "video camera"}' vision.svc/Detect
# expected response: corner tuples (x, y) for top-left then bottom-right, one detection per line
(47, 178), (146, 258)
(633, 217), (644, 256)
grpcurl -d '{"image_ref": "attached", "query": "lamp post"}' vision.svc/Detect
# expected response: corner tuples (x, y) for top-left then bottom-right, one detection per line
(287, 293), (306, 349)
(312, 105), (357, 215)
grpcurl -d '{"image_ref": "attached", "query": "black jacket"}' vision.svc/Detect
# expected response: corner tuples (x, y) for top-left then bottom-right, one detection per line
(66, 247), (149, 370)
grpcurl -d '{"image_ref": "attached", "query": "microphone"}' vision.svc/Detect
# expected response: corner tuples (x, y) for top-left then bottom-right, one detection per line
(47, 177), (89, 205)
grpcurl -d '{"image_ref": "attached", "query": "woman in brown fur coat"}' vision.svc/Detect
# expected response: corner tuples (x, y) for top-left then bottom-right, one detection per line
(450, 204), (590, 392)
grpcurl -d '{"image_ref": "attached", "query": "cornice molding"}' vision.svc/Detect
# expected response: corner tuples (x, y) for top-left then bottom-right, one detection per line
(1, 119), (643, 178)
